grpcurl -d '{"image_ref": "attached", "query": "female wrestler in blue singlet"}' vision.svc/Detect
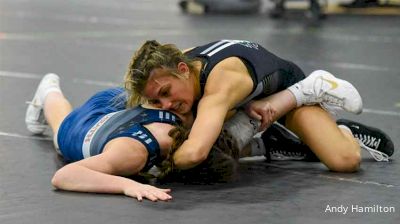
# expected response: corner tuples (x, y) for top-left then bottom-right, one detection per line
(25, 73), (190, 202)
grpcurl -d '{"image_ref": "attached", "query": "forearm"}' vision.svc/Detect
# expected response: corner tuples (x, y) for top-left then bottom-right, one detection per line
(172, 139), (211, 169)
(172, 108), (226, 169)
(171, 80), (246, 169)
(51, 164), (139, 195)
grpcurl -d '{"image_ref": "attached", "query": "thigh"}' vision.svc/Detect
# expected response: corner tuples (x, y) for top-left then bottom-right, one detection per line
(57, 88), (125, 162)
(283, 106), (360, 169)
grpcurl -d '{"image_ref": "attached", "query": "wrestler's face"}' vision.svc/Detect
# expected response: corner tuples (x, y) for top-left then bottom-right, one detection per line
(143, 63), (195, 115)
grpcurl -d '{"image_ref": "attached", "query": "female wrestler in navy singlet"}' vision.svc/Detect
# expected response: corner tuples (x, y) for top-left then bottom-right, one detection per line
(125, 39), (393, 172)
(25, 74), (189, 202)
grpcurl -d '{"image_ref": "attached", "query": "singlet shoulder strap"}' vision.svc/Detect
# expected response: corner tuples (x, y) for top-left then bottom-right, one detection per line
(137, 106), (182, 126)
(105, 107), (182, 171)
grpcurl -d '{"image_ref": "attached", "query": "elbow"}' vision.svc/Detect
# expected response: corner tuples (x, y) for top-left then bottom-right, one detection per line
(51, 164), (72, 189)
(174, 149), (209, 169)
(51, 170), (62, 189)
(188, 150), (208, 165)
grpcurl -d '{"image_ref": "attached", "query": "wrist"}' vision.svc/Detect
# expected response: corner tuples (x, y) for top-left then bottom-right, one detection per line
(121, 178), (141, 195)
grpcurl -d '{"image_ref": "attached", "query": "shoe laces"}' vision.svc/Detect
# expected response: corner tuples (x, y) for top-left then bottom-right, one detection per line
(270, 148), (306, 160)
(25, 100), (41, 107)
(319, 103), (338, 117)
(315, 76), (345, 106)
(303, 76), (345, 107)
(355, 134), (389, 162)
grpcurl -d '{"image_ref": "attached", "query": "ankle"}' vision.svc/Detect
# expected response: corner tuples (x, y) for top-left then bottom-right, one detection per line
(43, 91), (64, 109)
(287, 83), (303, 107)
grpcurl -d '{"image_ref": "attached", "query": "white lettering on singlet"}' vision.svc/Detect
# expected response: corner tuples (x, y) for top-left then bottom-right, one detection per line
(133, 130), (153, 145)
(82, 111), (118, 158)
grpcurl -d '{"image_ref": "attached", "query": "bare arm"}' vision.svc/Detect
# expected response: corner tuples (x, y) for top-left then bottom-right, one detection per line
(51, 138), (172, 201)
(245, 89), (298, 131)
(173, 57), (254, 169)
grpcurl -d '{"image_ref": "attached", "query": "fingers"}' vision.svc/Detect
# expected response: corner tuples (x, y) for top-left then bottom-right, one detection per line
(144, 190), (172, 202)
(245, 100), (277, 131)
(246, 109), (262, 120)
(136, 194), (143, 202)
(248, 109), (268, 131)
(259, 107), (276, 131)
(162, 188), (172, 193)
(258, 109), (270, 131)
(134, 187), (173, 202)
(259, 118), (269, 131)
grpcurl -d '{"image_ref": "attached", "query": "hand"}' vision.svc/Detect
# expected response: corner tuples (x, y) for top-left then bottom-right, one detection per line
(245, 100), (276, 131)
(124, 183), (172, 202)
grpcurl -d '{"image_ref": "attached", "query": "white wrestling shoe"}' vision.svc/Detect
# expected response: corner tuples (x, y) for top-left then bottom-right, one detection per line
(288, 70), (363, 114)
(25, 73), (61, 134)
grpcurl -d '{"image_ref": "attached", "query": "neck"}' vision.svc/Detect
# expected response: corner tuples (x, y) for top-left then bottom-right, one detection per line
(191, 60), (202, 100)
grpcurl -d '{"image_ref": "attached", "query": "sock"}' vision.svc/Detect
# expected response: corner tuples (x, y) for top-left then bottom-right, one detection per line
(249, 137), (266, 156)
(287, 83), (303, 107)
(42, 87), (62, 102)
(53, 133), (62, 155)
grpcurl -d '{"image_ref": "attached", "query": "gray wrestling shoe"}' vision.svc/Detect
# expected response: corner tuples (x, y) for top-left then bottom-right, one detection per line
(337, 119), (394, 162)
(25, 73), (61, 134)
(216, 110), (260, 160)
(288, 70), (363, 114)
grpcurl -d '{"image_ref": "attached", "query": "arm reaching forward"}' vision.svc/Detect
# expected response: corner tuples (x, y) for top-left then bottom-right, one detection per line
(173, 57), (254, 169)
(51, 138), (172, 202)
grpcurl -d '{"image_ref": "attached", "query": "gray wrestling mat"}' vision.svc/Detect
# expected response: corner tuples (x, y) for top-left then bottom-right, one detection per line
(1, 0), (399, 223)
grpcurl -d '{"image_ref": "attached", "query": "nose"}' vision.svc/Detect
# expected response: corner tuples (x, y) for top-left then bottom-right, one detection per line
(160, 98), (173, 110)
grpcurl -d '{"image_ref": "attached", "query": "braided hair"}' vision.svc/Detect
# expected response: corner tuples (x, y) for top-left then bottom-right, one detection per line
(157, 126), (238, 184)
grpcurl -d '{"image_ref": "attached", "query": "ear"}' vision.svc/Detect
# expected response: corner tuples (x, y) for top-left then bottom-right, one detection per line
(177, 62), (190, 75)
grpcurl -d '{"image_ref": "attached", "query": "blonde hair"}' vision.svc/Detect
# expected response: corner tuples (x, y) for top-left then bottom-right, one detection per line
(124, 40), (196, 107)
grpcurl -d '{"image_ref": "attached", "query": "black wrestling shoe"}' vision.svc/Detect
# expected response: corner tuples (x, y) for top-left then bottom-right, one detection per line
(261, 123), (319, 162)
(337, 119), (394, 162)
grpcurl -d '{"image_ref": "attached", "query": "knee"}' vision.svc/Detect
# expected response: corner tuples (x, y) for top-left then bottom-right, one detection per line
(327, 147), (361, 173)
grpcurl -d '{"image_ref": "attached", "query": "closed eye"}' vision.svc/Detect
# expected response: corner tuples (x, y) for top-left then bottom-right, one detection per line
(148, 99), (160, 106)
(159, 85), (170, 97)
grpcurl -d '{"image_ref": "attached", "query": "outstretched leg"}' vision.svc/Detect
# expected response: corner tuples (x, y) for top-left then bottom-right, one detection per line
(44, 91), (73, 135)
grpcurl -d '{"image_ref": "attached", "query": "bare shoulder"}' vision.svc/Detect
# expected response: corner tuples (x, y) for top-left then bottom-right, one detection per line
(76, 137), (149, 175)
(182, 47), (195, 54)
(205, 57), (253, 98)
(103, 137), (148, 161)
(209, 57), (252, 84)
(217, 57), (248, 71)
